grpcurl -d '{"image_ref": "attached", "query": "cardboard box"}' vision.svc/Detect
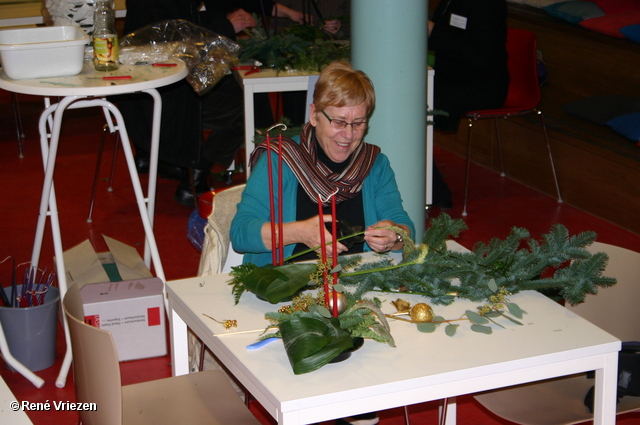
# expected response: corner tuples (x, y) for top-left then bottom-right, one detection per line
(63, 235), (166, 361)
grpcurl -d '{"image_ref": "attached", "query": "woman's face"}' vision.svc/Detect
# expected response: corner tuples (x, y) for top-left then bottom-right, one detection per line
(309, 102), (368, 163)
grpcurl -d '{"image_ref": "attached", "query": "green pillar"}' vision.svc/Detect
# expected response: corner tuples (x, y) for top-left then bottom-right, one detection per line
(352, 0), (428, 239)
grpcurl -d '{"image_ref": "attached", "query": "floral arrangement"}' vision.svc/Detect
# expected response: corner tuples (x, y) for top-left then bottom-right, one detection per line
(229, 213), (616, 374)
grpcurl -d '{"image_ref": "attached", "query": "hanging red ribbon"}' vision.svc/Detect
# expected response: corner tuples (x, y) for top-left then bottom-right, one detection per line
(318, 196), (329, 305)
(266, 134), (277, 266)
(278, 132), (284, 266)
(331, 194), (339, 317)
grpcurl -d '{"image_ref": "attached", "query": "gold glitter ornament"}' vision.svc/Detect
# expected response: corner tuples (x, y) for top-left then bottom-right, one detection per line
(327, 292), (348, 315)
(410, 303), (434, 322)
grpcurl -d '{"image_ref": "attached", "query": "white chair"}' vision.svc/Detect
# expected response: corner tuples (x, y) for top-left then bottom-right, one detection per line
(193, 184), (246, 396)
(473, 242), (640, 425)
(63, 283), (261, 425)
(197, 183), (246, 276)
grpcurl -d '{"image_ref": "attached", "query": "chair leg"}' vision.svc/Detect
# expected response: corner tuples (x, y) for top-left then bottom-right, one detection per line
(537, 110), (562, 203)
(438, 398), (449, 425)
(87, 125), (110, 223)
(462, 119), (474, 217)
(11, 92), (25, 158)
(403, 405), (411, 425)
(107, 132), (120, 193)
(494, 118), (505, 177)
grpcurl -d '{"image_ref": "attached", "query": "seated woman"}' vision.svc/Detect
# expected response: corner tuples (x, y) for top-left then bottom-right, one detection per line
(231, 61), (415, 267)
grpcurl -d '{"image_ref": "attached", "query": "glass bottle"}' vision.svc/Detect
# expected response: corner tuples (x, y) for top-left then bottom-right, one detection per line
(92, 0), (119, 71)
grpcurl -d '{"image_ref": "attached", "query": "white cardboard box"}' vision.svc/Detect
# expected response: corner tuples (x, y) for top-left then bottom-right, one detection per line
(63, 235), (166, 361)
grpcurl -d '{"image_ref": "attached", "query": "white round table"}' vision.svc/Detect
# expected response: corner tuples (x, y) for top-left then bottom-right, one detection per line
(0, 60), (187, 388)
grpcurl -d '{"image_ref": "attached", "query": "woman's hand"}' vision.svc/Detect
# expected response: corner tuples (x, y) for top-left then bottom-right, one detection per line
(261, 215), (348, 258)
(365, 220), (408, 253)
(273, 4), (311, 25)
(322, 19), (341, 35)
(227, 9), (256, 33)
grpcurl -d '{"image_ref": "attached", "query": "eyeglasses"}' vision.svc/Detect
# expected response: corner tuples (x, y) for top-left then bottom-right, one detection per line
(321, 110), (368, 131)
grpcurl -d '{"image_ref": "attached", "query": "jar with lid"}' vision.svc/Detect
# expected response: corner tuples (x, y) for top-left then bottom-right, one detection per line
(92, 0), (119, 71)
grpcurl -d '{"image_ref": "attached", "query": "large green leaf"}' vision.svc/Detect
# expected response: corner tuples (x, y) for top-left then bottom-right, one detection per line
(280, 316), (354, 374)
(243, 264), (317, 304)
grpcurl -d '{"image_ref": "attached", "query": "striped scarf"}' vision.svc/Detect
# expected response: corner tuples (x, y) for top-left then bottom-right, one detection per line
(250, 123), (380, 205)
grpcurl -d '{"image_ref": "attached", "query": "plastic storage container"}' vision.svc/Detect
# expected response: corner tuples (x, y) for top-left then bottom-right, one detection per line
(0, 26), (90, 80)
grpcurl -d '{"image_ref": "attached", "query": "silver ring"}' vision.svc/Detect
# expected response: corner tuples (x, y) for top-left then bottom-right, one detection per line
(385, 244), (389, 251)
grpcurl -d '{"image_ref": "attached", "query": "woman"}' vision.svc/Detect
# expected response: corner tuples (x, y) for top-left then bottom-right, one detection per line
(231, 61), (415, 267)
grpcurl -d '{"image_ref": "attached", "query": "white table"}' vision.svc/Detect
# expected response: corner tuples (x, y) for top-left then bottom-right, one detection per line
(234, 68), (319, 178)
(166, 245), (620, 425)
(0, 61), (188, 388)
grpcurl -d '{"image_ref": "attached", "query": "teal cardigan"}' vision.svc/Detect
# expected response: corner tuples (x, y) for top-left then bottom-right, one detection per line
(230, 144), (415, 267)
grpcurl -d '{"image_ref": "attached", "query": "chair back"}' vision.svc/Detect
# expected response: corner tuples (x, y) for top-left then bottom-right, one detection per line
(63, 284), (124, 425)
(567, 242), (640, 342)
(501, 28), (541, 111)
(198, 184), (246, 275)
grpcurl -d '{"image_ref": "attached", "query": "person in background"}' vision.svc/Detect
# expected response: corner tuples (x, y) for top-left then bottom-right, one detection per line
(231, 61), (414, 273)
(427, 0), (509, 209)
(119, 0), (307, 207)
(274, 0), (351, 126)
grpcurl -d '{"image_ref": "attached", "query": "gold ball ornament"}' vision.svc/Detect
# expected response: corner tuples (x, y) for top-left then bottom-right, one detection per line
(410, 303), (434, 323)
(328, 292), (348, 315)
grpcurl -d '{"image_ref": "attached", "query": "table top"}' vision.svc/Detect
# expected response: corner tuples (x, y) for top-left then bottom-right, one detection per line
(167, 246), (620, 423)
(1, 376), (32, 425)
(0, 60), (187, 97)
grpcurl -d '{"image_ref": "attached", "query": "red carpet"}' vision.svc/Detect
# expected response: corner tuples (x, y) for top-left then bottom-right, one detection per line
(1, 90), (639, 424)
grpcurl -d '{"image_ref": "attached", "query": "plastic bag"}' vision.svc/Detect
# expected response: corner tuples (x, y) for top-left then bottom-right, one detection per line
(187, 209), (207, 252)
(120, 20), (240, 95)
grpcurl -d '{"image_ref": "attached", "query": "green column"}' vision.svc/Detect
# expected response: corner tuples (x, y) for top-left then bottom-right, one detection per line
(352, 0), (428, 239)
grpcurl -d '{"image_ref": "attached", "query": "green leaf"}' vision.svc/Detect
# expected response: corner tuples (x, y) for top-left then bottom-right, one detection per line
(433, 315), (446, 323)
(330, 264), (342, 274)
(500, 313), (524, 326)
(312, 305), (332, 318)
(279, 316), (353, 374)
(445, 324), (459, 336)
(487, 279), (498, 293)
(333, 283), (345, 293)
(465, 310), (489, 324)
(471, 324), (493, 334)
(242, 264), (317, 303)
(506, 302), (524, 319)
(417, 322), (437, 333)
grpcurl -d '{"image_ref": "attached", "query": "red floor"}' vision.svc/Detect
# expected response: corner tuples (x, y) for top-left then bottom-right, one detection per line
(1, 90), (639, 425)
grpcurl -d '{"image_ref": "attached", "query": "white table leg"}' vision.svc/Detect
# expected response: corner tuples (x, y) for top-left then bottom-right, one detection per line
(593, 351), (619, 425)
(243, 83), (255, 178)
(169, 305), (190, 376)
(142, 88), (161, 268)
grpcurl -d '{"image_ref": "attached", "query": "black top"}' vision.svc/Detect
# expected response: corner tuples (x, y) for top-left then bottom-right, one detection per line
(291, 142), (365, 262)
(429, 0), (509, 130)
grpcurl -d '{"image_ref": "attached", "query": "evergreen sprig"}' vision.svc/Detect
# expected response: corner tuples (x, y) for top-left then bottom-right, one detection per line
(339, 213), (616, 306)
(238, 18), (350, 72)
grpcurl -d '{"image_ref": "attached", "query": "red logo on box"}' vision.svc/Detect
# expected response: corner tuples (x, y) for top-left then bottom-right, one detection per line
(85, 314), (100, 328)
(147, 307), (161, 326)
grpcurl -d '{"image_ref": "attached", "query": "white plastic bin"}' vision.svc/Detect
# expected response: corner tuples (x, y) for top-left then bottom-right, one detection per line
(0, 26), (89, 80)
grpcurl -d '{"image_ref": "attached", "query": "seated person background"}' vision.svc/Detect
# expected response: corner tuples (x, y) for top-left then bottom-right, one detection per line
(119, 0), (307, 207)
(427, 0), (509, 207)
